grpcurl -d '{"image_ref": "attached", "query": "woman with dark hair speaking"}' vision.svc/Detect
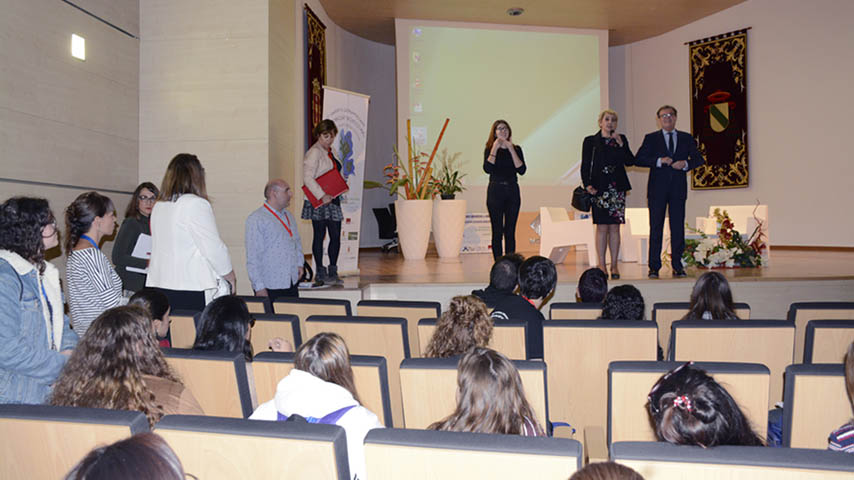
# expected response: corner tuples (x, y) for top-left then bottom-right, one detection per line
(65, 191), (123, 335)
(483, 119), (526, 260)
(302, 120), (344, 287)
(147, 153), (235, 312)
(113, 182), (159, 294)
(0, 197), (77, 404)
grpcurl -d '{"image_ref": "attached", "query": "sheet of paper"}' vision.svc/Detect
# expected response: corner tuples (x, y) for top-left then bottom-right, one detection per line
(131, 233), (151, 259)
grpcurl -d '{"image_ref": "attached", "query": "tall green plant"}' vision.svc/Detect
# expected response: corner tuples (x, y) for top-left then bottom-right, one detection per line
(430, 149), (465, 198)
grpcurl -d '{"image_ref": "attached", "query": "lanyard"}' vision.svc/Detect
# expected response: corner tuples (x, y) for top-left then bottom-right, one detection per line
(263, 204), (293, 237)
(80, 234), (99, 250)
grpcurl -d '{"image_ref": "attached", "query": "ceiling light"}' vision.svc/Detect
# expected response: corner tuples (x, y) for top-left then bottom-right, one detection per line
(71, 34), (86, 61)
(507, 7), (525, 17)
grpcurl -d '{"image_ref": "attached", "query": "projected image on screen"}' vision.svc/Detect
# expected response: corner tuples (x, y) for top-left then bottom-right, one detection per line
(401, 23), (602, 187)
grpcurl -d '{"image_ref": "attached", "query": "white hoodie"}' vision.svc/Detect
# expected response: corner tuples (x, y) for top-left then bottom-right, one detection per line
(250, 369), (383, 480)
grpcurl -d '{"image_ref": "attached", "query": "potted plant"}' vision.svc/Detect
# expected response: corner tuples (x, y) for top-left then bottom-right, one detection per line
(364, 118), (450, 259)
(430, 149), (467, 258)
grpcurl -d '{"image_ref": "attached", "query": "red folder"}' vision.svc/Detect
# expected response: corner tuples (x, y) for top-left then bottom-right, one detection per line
(302, 168), (349, 208)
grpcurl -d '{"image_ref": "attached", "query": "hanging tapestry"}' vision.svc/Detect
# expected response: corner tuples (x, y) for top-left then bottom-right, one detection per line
(305, 5), (326, 147)
(689, 28), (749, 189)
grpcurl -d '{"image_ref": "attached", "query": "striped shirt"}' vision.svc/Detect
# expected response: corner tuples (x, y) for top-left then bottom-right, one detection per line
(67, 247), (123, 335)
(829, 422), (854, 453)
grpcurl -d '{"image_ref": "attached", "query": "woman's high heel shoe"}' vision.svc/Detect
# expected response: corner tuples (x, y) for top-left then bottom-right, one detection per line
(610, 272), (620, 280)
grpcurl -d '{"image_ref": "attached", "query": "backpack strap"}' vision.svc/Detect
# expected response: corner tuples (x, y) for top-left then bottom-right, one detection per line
(276, 405), (356, 425)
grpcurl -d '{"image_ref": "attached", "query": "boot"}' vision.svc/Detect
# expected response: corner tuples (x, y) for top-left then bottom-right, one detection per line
(313, 266), (327, 287)
(327, 265), (343, 286)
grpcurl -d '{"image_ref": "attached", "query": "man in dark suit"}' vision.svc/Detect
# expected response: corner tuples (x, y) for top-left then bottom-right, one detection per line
(635, 105), (705, 278)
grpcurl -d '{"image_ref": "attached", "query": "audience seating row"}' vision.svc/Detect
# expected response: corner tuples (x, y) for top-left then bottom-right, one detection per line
(4, 403), (852, 480)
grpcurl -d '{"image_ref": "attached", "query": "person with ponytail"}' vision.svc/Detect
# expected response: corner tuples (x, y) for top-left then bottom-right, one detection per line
(0, 197), (77, 404)
(647, 362), (763, 447)
(65, 191), (123, 335)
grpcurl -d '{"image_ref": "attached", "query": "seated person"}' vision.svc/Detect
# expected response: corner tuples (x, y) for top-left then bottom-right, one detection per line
(570, 462), (644, 480)
(828, 340), (854, 453)
(429, 347), (544, 436)
(50, 306), (203, 426)
(682, 271), (740, 320)
(472, 253), (524, 309)
(598, 285), (645, 320)
(576, 267), (608, 303)
(129, 288), (171, 347)
(250, 332), (383, 480)
(647, 362), (764, 447)
(425, 295), (493, 358)
(193, 296), (291, 361)
(65, 432), (186, 480)
(491, 256), (556, 360)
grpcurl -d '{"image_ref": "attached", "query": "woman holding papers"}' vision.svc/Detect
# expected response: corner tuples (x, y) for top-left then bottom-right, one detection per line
(113, 182), (158, 294)
(302, 119), (344, 287)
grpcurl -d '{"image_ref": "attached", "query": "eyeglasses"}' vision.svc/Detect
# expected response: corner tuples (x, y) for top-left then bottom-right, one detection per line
(138, 195), (156, 203)
(41, 220), (57, 238)
(659, 113), (675, 119)
(647, 361), (693, 415)
(495, 125), (509, 131)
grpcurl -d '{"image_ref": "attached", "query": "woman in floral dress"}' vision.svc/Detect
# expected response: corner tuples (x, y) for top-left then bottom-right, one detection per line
(581, 109), (634, 279)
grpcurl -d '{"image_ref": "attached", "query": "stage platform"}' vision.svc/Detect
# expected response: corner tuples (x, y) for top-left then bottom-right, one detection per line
(304, 248), (854, 320)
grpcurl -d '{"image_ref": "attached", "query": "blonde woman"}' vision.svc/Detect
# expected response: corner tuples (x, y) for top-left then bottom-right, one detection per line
(429, 347), (544, 436)
(425, 295), (493, 358)
(251, 332), (383, 480)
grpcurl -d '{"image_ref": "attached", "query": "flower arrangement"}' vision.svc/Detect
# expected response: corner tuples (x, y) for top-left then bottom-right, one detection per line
(364, 118), (450, 200)
(683, 208), (766, 268)
(430, 149), (466, 199)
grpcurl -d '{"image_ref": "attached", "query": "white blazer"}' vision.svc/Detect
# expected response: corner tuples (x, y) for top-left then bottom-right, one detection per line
(146, 194), (232, 291)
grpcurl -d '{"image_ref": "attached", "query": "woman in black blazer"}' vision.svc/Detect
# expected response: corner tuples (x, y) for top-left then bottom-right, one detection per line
(581, 109), (634, 279)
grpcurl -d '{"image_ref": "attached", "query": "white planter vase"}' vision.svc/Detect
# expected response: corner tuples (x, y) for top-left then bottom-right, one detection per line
(395, 199), (433, 260)
(432, 198), (466, 258)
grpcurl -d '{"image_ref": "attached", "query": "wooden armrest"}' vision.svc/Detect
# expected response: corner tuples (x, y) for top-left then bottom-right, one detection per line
(584, 425), (608, 464)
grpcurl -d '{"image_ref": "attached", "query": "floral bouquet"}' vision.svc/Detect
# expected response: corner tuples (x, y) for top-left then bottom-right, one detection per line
(683, 208), (766, 268)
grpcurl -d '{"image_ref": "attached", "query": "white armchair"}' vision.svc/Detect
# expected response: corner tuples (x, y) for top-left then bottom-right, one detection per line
(537, 207), (597, 265)
(622, 207), (670, 265)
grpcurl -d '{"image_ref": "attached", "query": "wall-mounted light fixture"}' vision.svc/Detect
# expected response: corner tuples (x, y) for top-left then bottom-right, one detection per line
(71, 34), (86, 61)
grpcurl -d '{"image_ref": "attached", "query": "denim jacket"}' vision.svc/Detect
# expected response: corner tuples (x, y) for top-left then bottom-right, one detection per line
(0, 250), (77, 404)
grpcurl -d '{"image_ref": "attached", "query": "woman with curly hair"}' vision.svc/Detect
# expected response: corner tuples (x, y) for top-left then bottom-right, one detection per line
(251, 332), (382, 480)
(599, 284), (645, 321)
(0, 197), (77, 404)
(113, 182), (159, 294)
(65, 191), (123, 335)
(682, 271), (740, 321)
(50, 306), (203, 425)
(647, 362), (763, 447)
(424, 295), (493, 358)
(430, 347), (544, 436)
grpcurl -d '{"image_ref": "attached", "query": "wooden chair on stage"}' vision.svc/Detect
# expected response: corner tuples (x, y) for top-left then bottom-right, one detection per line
(537, 207), (596, 266)
(607, 361), (770, 446)
(357, 300), (440, 357)
(803, 320), (854, 363)
(169, 309), (200, 349)
(162, 348), (254, 418)
(251, 351), (393, 427)
(0, 405), (149, 479)
(652, 302), (751, 359)
(543, 320), (658, 452)
(364, 428), (582, 480)
(272, 297), (352, 339)
(417, 318), (528, 360)
(788, 302), (854, 364)
(398, 357), (548, 430)
(783, 364), (849, 449)
(549, 302), (601, 320)
(669, 319), (794, 409)
(156, 415), (350, 480)
(304, 315), (409, 428)
(247, 313), (301, 361)
(611, 441), (854, 479)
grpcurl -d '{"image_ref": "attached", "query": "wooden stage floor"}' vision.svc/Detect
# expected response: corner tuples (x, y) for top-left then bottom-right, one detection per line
(349, 248), (854, 286)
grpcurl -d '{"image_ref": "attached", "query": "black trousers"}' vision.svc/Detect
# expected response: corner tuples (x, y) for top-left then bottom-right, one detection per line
(486, 182), (521, 260)
(311, 220), (341, 268)
(648, 192), (686, 272)
(267, 284), (299, 301)
(153, 287), (205, 313)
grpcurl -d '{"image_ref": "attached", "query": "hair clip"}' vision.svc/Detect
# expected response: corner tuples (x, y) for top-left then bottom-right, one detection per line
(673, 395), (693, 412)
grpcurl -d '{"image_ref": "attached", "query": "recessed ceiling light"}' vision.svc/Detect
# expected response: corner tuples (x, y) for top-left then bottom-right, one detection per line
(71, 34), (86, 61)
(507, 7), (525, 17)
